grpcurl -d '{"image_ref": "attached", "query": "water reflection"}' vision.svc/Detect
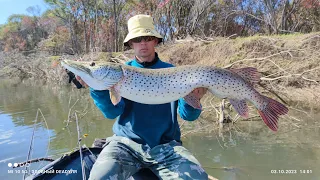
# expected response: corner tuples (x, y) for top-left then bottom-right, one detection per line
(0, 80), (114, 179)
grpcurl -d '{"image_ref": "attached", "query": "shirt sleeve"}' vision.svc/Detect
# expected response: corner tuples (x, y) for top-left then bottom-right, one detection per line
(90, 88), (125, 119)
(177, 98), (201, 121)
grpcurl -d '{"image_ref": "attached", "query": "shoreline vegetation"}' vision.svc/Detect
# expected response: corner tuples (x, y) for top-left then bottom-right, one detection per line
(1, 33), (319, 135)
(1, 0), (319, 134)
(1, 2), (319, 179)
(1, 33), (319, 104)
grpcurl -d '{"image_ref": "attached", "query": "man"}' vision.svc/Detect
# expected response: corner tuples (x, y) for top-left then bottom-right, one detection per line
(79, 15), (210, 180)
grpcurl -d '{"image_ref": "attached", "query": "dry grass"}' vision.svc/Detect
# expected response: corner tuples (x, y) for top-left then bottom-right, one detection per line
(166, 33), (320, 136)
(0, 51), (79, 85)
(155, 32), (320, 109)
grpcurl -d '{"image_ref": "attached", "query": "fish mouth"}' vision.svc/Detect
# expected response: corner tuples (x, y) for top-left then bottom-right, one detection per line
(62, 60), (92, 77)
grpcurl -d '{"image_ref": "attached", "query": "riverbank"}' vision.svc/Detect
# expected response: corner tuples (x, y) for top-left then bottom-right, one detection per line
(1, 33), (319, 108)
(158, 33), (320, 110)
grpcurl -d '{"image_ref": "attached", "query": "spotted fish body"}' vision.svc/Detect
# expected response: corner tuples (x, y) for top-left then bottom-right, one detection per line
(118, 66), (255, 105)
(62, 60), (288, 131)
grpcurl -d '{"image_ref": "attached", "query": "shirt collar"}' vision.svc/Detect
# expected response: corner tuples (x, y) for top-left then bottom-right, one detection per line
(134, 52), (159, 68)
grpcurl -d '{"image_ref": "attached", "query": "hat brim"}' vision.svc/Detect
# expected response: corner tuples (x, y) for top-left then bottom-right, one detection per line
(123, 28), (163, 47)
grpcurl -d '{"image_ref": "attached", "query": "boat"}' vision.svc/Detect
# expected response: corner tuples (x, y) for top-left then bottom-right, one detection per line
(25, 139), (159, 180)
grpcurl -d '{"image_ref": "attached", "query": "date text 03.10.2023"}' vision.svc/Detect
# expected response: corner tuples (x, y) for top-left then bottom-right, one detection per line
(270, 169), (312, 174)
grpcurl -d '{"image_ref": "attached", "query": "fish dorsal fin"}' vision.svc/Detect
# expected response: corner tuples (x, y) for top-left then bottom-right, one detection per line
(183, 93), (202, 110)
(229, 99), (249, 118)
(230, 67), (260, 85)
(109, 87), (122, 105)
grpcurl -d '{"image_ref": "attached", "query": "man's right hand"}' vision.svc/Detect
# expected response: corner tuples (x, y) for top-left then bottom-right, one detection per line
(76, 76), (88, 88)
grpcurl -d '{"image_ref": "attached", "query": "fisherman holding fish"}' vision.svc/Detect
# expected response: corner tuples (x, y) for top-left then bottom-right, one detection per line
(64, 13), (289, 180)
(76, 15), (212, 180)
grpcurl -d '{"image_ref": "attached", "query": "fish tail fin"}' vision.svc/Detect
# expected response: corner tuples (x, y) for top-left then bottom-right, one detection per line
(257, 96), (289, 131)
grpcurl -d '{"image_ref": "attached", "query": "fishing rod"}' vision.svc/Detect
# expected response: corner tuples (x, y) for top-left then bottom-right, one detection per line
(75, 112), (86, 180)
(23, 110), (39, 180)
(20, 109), (51, 179)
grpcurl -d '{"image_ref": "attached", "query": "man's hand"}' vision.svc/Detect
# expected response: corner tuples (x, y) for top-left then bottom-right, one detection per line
(76, 76), (88, 88)
(189, 87), (207, 100)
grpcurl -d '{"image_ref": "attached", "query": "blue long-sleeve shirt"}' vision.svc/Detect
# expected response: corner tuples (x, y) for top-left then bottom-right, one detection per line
(90, 54), (201, 148)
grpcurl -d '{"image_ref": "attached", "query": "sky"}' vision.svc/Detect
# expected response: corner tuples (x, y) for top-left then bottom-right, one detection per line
(0, 0), (48, 25)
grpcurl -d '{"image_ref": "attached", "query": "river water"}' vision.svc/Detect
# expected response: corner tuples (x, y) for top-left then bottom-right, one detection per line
(0, 79), (319, 180)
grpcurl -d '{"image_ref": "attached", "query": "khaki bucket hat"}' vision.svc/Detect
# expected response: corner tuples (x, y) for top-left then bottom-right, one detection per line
(124, 14), (163, 47)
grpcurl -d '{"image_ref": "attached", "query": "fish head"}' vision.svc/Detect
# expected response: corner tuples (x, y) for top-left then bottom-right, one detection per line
(61, 60), (123, 90)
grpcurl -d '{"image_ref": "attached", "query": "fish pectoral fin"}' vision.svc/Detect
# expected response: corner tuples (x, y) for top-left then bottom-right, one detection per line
(183, 93), (202, 110)
(230, 67), (260, 85)
(229, 99), (249, 118)
(109, 87), (122, 105)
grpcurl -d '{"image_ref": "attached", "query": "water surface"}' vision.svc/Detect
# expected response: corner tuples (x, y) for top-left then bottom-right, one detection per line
(0, 80), (319, 180)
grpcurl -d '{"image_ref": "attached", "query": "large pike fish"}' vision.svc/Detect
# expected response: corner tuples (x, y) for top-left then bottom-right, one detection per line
(62, 60), (288, 131)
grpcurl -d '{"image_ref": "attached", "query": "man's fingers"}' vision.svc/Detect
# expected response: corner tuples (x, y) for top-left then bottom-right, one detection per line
(192, 88), (201, 94)
(76, 76), (88, 87)
(81, 80), (88, 88)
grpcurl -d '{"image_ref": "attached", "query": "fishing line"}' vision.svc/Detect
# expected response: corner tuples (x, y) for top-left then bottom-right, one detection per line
(23, 110), (39, 179)
(75, 112), (86, 180)
(35, 108), (51, 172)
(67, 98), (80, 127)
(21, 108), (52, 179)
(85, 147), (97, 161)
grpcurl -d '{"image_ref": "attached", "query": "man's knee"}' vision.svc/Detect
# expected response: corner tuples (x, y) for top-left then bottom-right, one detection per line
(189, 170), (208, 180)
(89, 159), (122, 180)
(178, 164), (208, 180)
(89, 141), (141, 180)
(98, 141), (132, 161)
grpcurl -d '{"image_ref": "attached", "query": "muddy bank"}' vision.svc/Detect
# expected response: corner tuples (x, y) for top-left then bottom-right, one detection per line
(1, 33), (319, 109)
(158, 33), (320, 109)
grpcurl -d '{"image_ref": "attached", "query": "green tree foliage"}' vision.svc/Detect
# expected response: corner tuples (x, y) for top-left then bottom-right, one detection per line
(0, 10), (49, 52)
(38, 26), (70, 55)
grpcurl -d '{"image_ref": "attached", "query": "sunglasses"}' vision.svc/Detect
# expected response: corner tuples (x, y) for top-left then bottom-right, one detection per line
(130, 36), (156, 43)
